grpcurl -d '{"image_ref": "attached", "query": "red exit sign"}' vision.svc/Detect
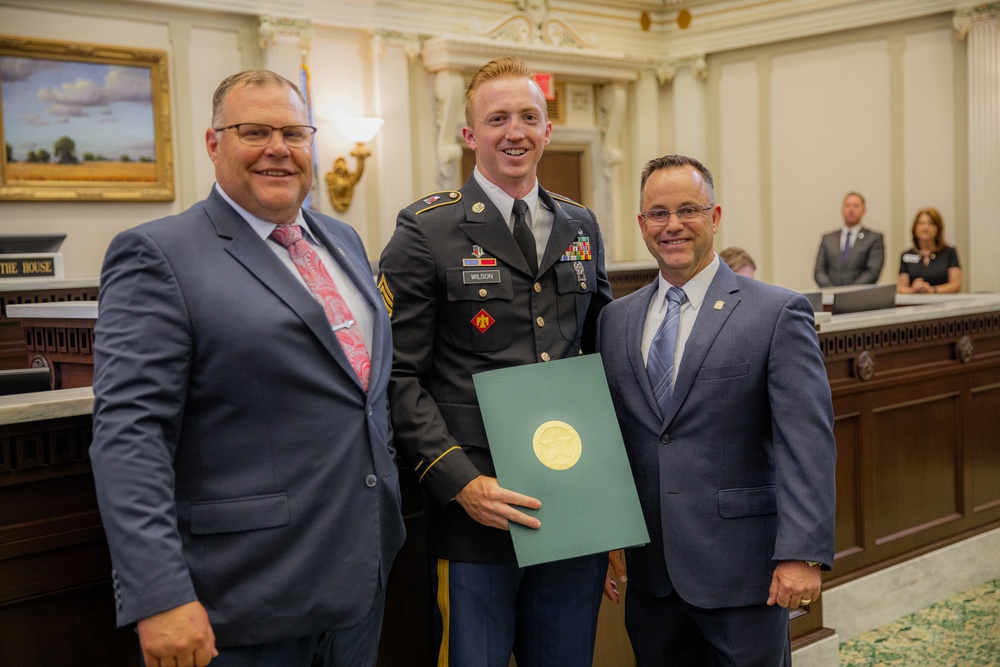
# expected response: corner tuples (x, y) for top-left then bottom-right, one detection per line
(534, 72), (555, 100)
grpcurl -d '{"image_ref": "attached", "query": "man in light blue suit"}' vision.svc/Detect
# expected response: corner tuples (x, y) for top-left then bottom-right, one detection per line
(90, 70), (404, 667)
(599, 154), (836, 666)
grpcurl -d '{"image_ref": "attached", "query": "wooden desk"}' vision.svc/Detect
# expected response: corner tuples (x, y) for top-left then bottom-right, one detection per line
(0, 278), (98, 371)
(0, 388), (140, 665)
(817, 294), (1000, 585)
(5, 302), (98, 389)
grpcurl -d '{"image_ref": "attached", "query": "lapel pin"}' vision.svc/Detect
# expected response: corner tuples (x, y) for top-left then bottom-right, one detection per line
(714, 300), (724, 310)
(472, 202), (485, 213)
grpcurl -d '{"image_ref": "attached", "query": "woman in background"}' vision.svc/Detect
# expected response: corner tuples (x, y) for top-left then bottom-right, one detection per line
(897, 207), (962, 294)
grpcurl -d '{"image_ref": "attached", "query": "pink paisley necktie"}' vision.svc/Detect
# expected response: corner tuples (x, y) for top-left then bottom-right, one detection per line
(270, 224), (370, 391)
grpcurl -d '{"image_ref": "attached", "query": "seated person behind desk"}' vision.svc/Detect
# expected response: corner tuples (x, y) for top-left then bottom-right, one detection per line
(719, 246), (756, 278)
(897, 207), (962, 294)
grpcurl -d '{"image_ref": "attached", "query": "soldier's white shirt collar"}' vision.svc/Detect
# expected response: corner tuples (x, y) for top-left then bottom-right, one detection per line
(472, 166), (541, 231)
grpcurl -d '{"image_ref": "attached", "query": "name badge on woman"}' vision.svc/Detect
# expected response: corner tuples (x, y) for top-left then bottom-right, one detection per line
(902, 253), (920, 264)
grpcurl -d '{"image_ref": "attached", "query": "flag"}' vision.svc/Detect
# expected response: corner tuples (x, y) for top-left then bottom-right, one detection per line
(300, 61), (322, 211)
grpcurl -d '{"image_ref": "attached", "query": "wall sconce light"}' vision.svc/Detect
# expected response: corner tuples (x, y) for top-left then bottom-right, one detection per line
(326, 117), (384, 212)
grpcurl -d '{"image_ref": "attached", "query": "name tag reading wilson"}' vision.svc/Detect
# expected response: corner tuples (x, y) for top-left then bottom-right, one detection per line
(463, 270), (501, 284)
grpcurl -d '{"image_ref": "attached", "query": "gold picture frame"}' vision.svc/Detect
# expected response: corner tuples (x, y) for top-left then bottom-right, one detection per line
(0, 35), (174, 201)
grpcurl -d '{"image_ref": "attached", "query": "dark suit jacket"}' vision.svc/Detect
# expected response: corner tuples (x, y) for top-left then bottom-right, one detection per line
(378, 176), (613, 562)
(814, 226), (885, 287)
(597, 262), (835, 609)
(90, 188), (405, 646)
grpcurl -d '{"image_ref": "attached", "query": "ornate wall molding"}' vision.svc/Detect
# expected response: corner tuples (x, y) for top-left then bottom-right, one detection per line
(371, 29), (422, 60)
(820, 311), (1000, 385)
(258, 16), (313, 53)
(468, 0), (599, 49)
(655, 54), (708, 83)
(953, 2), (1000, 39)
(420, 35), (644, 81)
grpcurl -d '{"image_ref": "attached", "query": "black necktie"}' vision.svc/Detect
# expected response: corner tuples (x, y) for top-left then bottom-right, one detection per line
(512, 199), (538, 274)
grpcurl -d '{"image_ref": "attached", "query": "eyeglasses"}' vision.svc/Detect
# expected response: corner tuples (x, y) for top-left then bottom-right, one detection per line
(641, 204), (714, 225)
(213, 123), (317, 148)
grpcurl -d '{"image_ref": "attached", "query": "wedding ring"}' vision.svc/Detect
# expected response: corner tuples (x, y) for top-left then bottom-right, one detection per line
(800, 599), (812, 605)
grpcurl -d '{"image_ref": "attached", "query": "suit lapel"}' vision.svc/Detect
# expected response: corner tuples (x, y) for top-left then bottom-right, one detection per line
(205, 191), (363, 390)
(663, 264), (741, 428)
(456, 178), (533, 275)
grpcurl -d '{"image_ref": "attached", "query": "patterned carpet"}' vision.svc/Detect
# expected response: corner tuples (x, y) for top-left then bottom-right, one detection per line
(839, 578), (1000, 666)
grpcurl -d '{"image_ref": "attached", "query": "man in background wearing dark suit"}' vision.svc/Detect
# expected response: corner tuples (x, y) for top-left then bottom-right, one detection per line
(378, 56), (613, 667)
(814, 191), (885, 286)
(600, 154), (836, 666)
(90, 70), (404, 667)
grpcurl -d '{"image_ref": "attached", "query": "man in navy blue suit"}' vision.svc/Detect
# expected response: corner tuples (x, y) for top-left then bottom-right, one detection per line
(90, 70), (404, 667)
(599, 154), (836, 666)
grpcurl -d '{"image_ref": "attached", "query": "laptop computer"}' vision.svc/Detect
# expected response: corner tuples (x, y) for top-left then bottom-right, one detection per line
(801, 291), (824, 312)
(831, 284), (897, 315)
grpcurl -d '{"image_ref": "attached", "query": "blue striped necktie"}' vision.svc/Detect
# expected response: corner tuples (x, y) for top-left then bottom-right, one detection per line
(646, 286), (688, 413)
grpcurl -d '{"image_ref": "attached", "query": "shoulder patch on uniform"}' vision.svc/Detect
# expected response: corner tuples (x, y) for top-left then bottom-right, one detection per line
(549, 192), (586, 210)
(409, 190), (462, 215)
(377, 273), (394, 317)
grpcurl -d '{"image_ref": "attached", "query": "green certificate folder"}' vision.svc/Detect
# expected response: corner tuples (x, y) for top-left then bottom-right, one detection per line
(472, 353), (649, 567)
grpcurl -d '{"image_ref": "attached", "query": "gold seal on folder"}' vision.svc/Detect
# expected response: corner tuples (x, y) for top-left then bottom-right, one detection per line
(532, 421), (583, 470)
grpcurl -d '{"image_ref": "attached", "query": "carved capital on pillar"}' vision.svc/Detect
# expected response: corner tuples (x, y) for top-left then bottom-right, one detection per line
(637, 67), (658, 84)
(953, 3), (1000, 39)
(371, 30), (422, 61)
(258, 17), (314, 54)
(434, 70), (466, 186)
(656, 54), (708, 84)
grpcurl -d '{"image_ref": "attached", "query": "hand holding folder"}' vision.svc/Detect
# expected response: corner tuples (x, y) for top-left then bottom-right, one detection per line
(454, 475), (541, 531)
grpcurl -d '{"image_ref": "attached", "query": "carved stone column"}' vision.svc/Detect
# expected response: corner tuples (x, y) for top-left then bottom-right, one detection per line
(629, 68), (662, 256)
(955, 5), (1000, 293)
(433, 70), (466, 189)
(659, 55), (708, 162)
(599, 81), (627, 256)
(372, 31), (422, 245)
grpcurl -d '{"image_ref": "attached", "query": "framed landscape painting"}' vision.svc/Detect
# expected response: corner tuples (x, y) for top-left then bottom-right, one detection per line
(0, 35), (174, 201)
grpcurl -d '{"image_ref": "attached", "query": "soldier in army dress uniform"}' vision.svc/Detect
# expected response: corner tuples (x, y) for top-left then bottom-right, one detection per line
(377, 56), (613, 667)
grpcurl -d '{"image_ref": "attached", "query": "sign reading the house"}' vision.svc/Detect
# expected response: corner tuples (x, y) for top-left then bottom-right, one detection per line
(0, 256), (58, 278)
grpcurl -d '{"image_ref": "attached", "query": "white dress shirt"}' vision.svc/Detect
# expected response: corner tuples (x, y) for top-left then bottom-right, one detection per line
(641, 255), (721, 388)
